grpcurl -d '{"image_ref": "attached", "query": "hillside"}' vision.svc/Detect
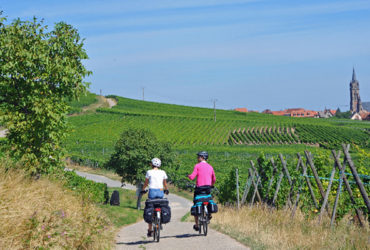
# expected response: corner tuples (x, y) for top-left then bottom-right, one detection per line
(66, 94), (369, 150)
(64, 94), (369, 182)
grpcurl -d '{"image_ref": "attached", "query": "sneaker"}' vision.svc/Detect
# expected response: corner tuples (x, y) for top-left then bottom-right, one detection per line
(193, 224), (199, 232)
(147, 230), (153, 237)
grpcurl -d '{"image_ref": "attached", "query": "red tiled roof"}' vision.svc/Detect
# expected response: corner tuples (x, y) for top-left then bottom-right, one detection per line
(271, 111), (286, 116)
(286, 108), (305, 113)
(235, 108), (248, 113)
(360, 111), (370, 120)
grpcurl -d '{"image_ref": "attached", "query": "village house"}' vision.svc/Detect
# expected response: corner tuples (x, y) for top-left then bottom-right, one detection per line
(262, 108), (317, 118)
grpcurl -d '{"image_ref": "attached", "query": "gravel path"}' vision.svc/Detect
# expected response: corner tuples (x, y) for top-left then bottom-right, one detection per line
(0, 128), (7, 138)
(106, 98), (117, 108)
(74, 171), (248, 250)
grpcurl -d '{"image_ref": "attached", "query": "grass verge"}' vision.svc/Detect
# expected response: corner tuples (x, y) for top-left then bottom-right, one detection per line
(0, 164), (113, 249)
(212, 205), (369, 250)
(99, 187), (142, 228)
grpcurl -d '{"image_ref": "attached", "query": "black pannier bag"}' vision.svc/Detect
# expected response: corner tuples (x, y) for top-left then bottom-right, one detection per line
(110, 190), (120, 206)
(190, 205), (197, 216)
(195, 203), (202, 215)
(145, 198), (169, 207)
(161, 205), (171, 224)
(207, 200), (218, 213)
(143, 202), (154, 223)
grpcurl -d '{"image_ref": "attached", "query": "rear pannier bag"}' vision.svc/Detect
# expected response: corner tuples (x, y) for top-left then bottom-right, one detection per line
(194, 194), (212, 203)
(143, 206), (154, 223)
(161, 205), (171, 224)
(207, 200), (218, 213)
(145, 198), (169, 207)
(190, 205), (197, 216)
(195, 202), (203, 215)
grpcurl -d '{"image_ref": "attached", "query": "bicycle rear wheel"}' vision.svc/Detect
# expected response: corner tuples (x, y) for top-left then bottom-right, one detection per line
(153, 217), (157, 241)
(203, 209), (208, 236)
(156, 220), (161, 242)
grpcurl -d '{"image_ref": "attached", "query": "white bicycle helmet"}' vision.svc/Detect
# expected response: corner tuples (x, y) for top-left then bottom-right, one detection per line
(151, 158), (162, 167)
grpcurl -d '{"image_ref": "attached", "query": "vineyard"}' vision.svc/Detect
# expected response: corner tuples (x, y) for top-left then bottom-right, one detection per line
(228, 124), (368, 148)
(64, 94), (370, 192)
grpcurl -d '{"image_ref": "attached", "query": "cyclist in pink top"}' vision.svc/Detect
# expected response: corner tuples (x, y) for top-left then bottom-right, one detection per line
(188, 151), (216, 231)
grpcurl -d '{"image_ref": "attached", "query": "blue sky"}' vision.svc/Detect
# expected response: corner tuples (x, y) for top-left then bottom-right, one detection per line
(1, 0), (370, 111)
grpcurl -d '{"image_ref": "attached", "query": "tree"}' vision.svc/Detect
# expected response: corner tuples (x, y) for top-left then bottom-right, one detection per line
(106, 128), (175, 184)
(0, 15), (91, 174)
(335, 108), (351, 119)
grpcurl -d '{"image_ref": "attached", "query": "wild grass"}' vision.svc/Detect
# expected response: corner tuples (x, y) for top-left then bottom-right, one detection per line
(211, 205), (369, 250)
(0, 161), (113, 249)
(99, 187), (143, 228)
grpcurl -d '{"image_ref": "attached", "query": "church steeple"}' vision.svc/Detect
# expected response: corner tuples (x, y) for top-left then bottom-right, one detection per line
(350, 68), (362, 113)
(352, 67), (357, 82)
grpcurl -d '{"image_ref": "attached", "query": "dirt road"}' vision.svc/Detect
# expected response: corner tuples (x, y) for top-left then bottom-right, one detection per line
(0, 128), (7, 138)
(76, 171), (248, 250)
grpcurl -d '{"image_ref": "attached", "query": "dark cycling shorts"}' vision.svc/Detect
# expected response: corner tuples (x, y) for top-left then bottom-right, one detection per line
(193, 185), (212, 203)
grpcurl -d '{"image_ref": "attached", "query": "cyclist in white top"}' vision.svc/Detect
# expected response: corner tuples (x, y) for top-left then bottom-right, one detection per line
(141, 158), (169, 236)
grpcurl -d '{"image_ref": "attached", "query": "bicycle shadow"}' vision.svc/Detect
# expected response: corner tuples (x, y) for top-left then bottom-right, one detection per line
(116, 233), (201, 246)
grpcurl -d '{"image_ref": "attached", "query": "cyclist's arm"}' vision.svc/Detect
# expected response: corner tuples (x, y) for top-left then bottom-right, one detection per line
(211, 170), (216, 185)
(142, 178), (149, 191)
(163, 179), (168, 190)
(188, 165), (198, 180)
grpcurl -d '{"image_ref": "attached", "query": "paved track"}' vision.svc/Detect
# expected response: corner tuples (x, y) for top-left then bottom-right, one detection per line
(75, 171), (248, 250)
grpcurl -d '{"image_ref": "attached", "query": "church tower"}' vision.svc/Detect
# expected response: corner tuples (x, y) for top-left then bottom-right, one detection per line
(350, 68), (363, 113)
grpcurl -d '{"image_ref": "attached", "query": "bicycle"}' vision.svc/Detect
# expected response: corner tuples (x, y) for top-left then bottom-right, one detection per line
(152, 202), (162, 242)
(198, 198), (211, 236)
(141, 190), (169, 242)
(187, 184), (217, 236)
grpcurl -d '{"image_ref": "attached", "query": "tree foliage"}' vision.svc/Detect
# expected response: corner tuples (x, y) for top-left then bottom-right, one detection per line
(106, 128), (175, 184)
(0, 15), (91, 174)
(335, 108), (351, 119)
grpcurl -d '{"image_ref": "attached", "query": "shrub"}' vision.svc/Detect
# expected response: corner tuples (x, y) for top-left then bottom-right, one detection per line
(106, 128), (175, 184)
(60, 170), (109, 204)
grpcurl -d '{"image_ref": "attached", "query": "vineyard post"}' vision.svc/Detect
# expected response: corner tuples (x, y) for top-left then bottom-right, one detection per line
(318, 162), (336, 224)
(305, 151), (330, 213)
(272, 169), (284, 207)
(249, 161), (262, 206)
(241, 169), (254, 204)
(250, 161), (262, 202)
(330, 150), (345, 227)
(279, 154), (293, 207)
(250, 174), (261, 207)
(291, 153), (305, 218)
(342, 144), (370, 213)
(264, 157), (278, 202)
(300, 153), (319, 210)
(332, 148), (364, 227)
(213, 99), (217, 122)
(236, 168), (240, 209)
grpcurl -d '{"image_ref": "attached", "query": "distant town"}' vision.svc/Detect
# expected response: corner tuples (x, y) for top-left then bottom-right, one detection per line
(235, 68), (370, 121)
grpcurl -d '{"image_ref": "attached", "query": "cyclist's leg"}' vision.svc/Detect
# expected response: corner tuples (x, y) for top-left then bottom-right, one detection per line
(193, 189), (200, 230)
(194, 216), (199, 226)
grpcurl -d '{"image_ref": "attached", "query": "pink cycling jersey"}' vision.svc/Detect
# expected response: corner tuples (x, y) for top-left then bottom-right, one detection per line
(188, 161), (216, 187)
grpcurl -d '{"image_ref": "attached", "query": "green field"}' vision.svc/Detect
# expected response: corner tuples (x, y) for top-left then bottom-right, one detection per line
(64, 94), (369, 189)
